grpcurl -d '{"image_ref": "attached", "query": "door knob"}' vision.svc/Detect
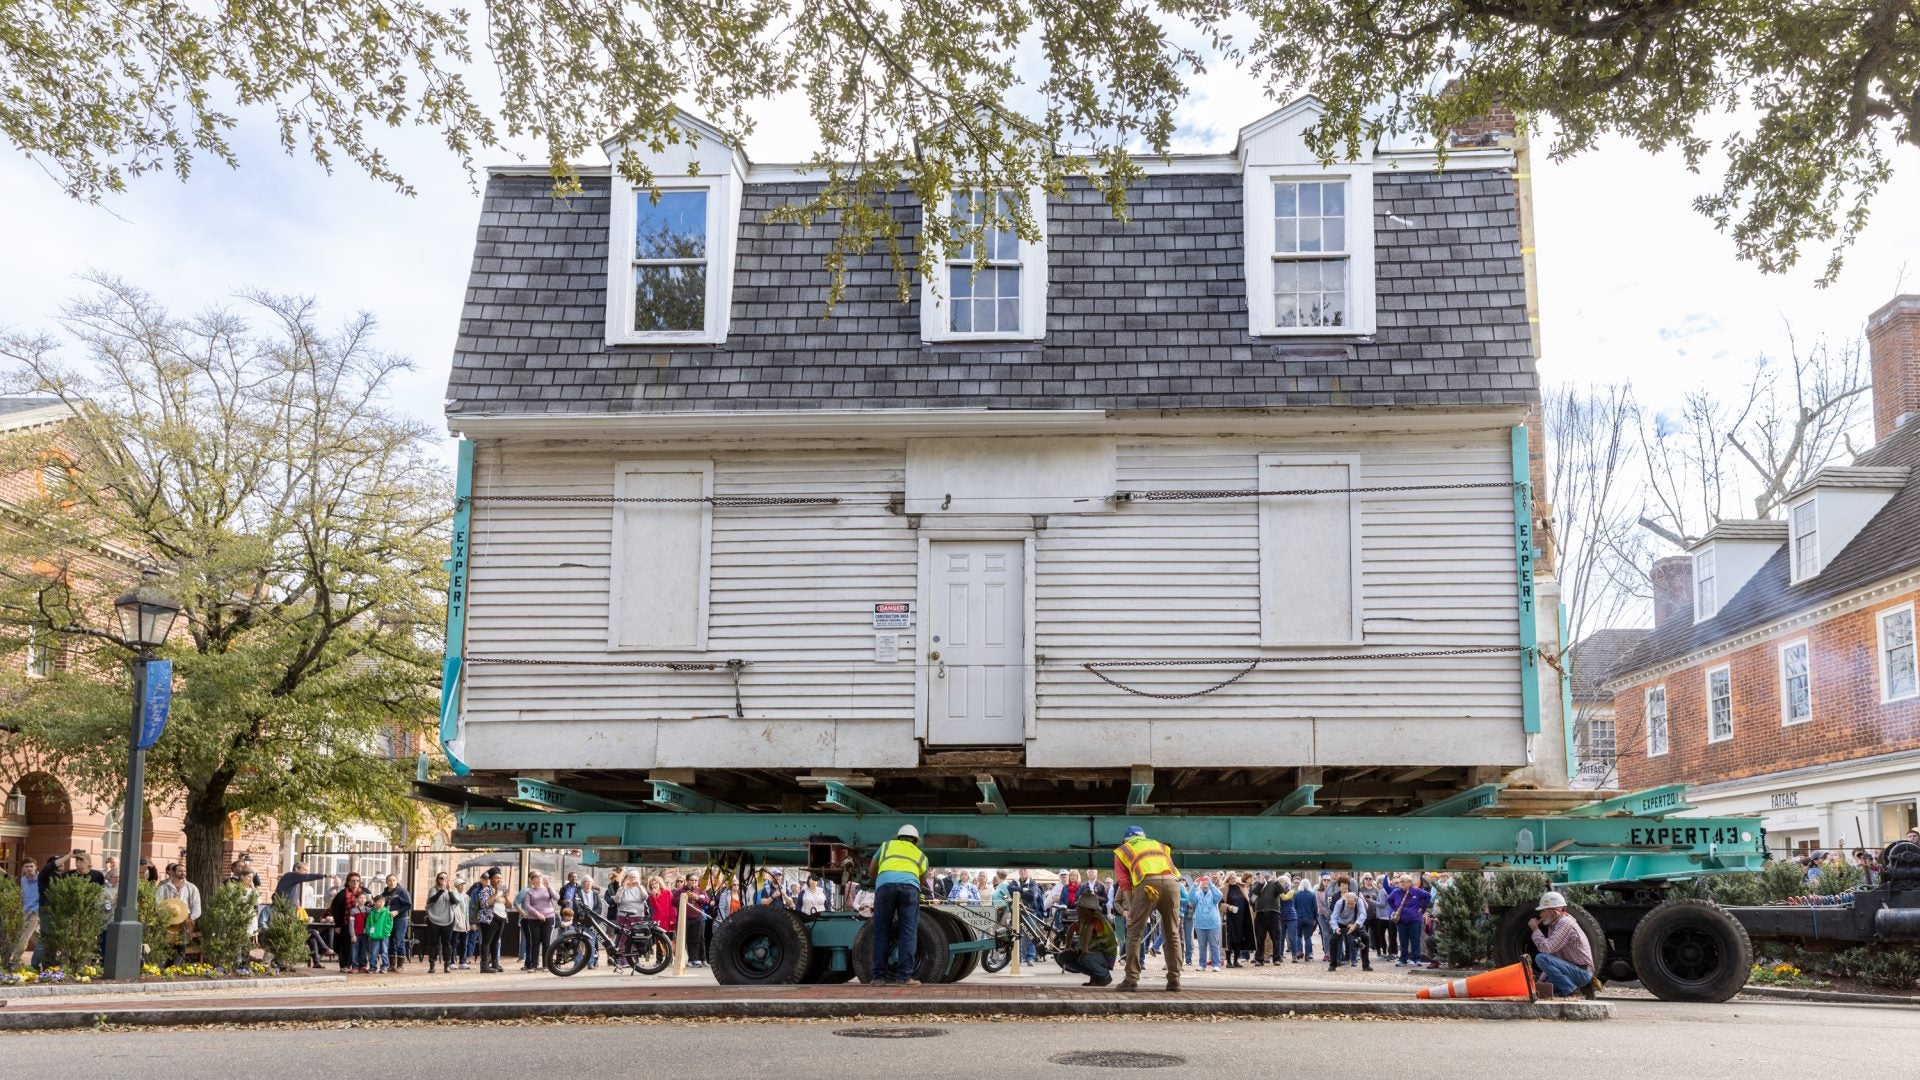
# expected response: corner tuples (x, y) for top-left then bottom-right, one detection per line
(928, 651), (941, 661)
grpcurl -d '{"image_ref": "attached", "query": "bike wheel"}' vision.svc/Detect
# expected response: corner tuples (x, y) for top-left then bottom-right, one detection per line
(630, 929), (674, 976)
(980, 937), (1012, 973)
(546, 932), (592, 978)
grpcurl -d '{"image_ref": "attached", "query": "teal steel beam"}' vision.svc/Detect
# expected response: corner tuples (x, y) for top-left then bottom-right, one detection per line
(647, 780), (743, 815)
(1126, 768), (1154, 816)
(1512, 423), (1541, 734)
(1559, 603), (1576, 781)
(438, 438), (475, 775)
(975, 775), (1007, 815)
(1561, 784), (1693, 819)
(451, 808), (1766, 877)
(1405, 783), (1506, 817)
(819, 781), (895, 815)
(513, 778), (638, 812)
(1558, 852), (1767, 885)
(1260, 784), (1321, 817)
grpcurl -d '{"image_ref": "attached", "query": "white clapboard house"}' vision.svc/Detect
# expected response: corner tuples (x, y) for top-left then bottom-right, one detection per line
(440, 99), (1563, 814)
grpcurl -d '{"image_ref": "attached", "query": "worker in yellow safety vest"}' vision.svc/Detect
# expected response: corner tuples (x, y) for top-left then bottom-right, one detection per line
(1111, 825), (1182, 991)
(868, 824), (929, 985)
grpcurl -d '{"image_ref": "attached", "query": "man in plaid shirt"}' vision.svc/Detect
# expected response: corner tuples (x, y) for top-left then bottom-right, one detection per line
(1529, 891), (1600, 999)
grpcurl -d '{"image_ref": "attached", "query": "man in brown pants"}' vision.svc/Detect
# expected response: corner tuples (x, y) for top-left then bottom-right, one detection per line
(1112, 825), (1182, 991)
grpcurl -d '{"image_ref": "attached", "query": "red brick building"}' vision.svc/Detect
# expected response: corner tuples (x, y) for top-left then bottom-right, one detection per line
(1605, 296), (1920, 854)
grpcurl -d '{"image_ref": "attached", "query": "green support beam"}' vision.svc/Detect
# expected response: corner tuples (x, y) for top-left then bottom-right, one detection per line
(1512, 423), (1541, 734)
(1260, 784), (1321, 817)
(512, 777), (639, 812)
(647, 780), (743, 814)
(819, 781), (895, 816)
(975, 775), (1007, 815)
(450, 807), (1766, 878)
(1405, 783), (1506, 817)
(1561, 784), (1693, 819)
(1126, 767), (1155, 816)
(438, 438), (475, 776)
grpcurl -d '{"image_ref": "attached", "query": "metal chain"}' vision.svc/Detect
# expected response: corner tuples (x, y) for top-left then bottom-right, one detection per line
(467, 495), (840, 507)
(1131, 481), (1521, 501)
(1082, 646), (1526, 700)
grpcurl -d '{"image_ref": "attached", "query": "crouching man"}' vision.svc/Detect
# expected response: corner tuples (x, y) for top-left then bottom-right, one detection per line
(1530, 891), (1600, 999)
(1058, 891), (1119, 987)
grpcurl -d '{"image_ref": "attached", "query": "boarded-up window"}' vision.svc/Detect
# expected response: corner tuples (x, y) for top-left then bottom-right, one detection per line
(1257, 455), (1362, 645)
(610, 461), (712, 649)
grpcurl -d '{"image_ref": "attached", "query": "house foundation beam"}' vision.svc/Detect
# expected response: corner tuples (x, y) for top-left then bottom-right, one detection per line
(1404, 783), (1506, 817)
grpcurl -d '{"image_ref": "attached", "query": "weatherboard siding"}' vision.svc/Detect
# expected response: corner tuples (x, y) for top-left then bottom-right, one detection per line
(457, 430), (1526, 770)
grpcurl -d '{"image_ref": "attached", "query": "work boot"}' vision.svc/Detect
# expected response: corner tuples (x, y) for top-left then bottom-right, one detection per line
(1113, 978), (1141, 992)
(1165, 978), (1181, 992)
(1579, 978), (1603, 1000)
(902, 978), (923, 986)
(1089, 975), (1112, 987)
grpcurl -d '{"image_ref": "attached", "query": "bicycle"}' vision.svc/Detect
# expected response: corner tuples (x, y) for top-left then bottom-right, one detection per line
(546, 904), (674, 977)
(980, 901), (1072, 973)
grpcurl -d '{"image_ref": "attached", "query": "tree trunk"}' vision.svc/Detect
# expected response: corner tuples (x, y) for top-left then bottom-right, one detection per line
(182, 795), (229, 903)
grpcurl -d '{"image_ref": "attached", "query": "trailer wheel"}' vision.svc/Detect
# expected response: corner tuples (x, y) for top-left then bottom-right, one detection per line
(1630, 898), (1752, 1003)
(851, 912), (950, 984)
(802, 949), (857, 984)
(1491, 901), (1608, 978)
(922, 909), (977, 983)
(711, 906), (813, 985)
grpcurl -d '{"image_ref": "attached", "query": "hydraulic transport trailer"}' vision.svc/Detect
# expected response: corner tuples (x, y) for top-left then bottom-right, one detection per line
(429, 784), (1920, 1002)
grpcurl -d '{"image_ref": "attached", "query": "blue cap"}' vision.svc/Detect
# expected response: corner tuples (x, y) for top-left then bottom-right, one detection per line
(1123, 826), (1146, 840)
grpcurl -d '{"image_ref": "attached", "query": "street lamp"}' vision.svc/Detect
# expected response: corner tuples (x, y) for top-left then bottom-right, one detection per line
(102, 567), (180, 981)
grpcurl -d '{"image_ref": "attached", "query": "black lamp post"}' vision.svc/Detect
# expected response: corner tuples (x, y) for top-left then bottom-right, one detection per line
(101, 567), (181, 981)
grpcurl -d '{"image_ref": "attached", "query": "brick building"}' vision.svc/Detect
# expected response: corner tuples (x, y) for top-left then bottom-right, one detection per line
(1604, 295), (1920, 854)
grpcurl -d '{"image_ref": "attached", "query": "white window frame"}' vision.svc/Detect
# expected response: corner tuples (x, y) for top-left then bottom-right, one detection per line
(921, 187), (1048, 343)
(1244, 164), (1375, 337)
(1645, 685), (1669, 757)
(1693, 548), (1717, 622)
(1706, 664), (1734, 743)
(24, 638), (52, 679)
(1879, 603), (1918, 704)
(1789, 497), (1820, 583)
(607, 459), (714, 651)
(1256, 453), (1364, 646)
(605, 173), (735, 346)
(1779, 638), (1812, 726)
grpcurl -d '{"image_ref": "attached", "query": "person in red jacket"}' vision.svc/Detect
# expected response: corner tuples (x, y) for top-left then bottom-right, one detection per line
(648, 876), (678, 934)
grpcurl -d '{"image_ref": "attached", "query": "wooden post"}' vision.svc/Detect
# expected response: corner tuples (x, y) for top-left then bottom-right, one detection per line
(1009, 891), (1022, 975)
(671, 890), (689, 976)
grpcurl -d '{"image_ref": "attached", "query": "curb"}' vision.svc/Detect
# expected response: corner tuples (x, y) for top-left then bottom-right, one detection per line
(0, 997), (1611, 1030)
(0, 975), (348, 1000)
(1735, 985), (1920, 1007)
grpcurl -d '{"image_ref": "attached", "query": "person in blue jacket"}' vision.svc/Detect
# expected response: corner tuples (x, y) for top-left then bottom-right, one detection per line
(1177, 876), (1198, 964)
(1278, 874), (1300, 962)
(1290, 877), (1319, 960)
(1189, 875), (1224, 971)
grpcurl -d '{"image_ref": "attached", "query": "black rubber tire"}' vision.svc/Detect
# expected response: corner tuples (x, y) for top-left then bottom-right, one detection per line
(627, 928), (674, 976)
(711, 907), (813, 985)
(1630, 898), (1752, 1003)
(980, 939), (1012, 973)
(1491, 902), (1608, 978)
(925, 910), (980, 982)
(545, 931), (593, 978)
(851, 911), (950, 984)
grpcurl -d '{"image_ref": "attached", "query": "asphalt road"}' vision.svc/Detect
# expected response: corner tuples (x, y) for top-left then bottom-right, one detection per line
(3, 998), (1912, 1077)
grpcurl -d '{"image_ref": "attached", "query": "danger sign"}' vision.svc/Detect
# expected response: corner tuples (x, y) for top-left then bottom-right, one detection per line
(872, 602), (912, 629)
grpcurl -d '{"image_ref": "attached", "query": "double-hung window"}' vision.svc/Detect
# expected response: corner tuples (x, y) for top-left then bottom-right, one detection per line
(1790, 499), (1820, 581)
(1693, 549), (1717, 621)
(1780, 639), (1811, 725)
(24, 637), (53, 678)
(630, 190), (710, 333)
(1645, 686), (1669, 757)
(1881, 605), (1918, 703)
(1271, 180), (1349, 329)
(923, 188), (1047, 342)
(1707, 665), (1733, 743)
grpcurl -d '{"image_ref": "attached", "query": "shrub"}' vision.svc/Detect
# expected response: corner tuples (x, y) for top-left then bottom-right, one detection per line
(136, 878), (174, 962)
(1809, 859), (1864, 896)
(1432, 871), (1493, 967)
(41, 875), (108, 968)
(259, 895), (310, 969)
(196, 883), (257, 968)
(0, 873), (25, 964)
(1489, 873), (1553, 909)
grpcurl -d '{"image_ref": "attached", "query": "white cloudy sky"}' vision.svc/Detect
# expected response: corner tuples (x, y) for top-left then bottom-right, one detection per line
(1, 49), (1915, 455)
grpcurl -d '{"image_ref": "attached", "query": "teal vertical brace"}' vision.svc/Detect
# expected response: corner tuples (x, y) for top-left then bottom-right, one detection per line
(1511, 424), (1540, 734)
(1559, 602), (1576, 780)
(438, 438), (475, 775)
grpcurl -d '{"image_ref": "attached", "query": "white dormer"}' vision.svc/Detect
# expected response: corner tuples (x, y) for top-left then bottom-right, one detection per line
(603, 115), (747, 347)
(1238, 98), (1377, 338)
(1784, 466), (1910, 582)
(1688, 520), (1788, 621)
(921, 187), (1049, 343)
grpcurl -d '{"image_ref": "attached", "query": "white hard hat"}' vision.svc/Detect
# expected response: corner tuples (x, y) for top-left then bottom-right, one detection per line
(897, 824), (920, 840)
(1536, 891), (1568, 911)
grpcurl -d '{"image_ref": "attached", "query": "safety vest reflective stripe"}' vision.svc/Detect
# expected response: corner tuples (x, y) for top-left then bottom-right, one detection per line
(876, 839), (928, 877)
(1116, 837), (1175, 879)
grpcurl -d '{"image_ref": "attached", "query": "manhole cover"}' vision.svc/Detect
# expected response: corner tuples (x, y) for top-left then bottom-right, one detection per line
(833, 1027), (948, 1039)
(1049, 1052), (1186, 1069)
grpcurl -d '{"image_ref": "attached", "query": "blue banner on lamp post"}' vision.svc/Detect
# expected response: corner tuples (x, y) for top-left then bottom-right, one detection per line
(136, 659), (172, 750)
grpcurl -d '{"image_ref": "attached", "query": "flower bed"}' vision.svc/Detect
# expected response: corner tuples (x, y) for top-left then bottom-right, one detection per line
(2, 960), (289, 987)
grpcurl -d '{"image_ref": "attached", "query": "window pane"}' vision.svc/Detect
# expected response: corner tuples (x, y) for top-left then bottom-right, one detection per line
(1272, 261), (1297, 294)
(1274, 183), (1297, 217)
(1322, 182), (1345, 216)
(997, 298), (1021, 332)
(1298, 218), (1322, 252)
(995, 267), (1021, 301)
(1274, 294), (1298, 327)
(951, 298), (973, 332)
(991, 226), (1020, 262)
(950, 265), (975, 301)
(635, 191), (708, 260)
(1319, 290), (1347, 327)
(1275, 218), (1298, 253)
(1300, 183), (1321, 215)
(633, 264), (706, 332)
(1324, 218), (1346, 253)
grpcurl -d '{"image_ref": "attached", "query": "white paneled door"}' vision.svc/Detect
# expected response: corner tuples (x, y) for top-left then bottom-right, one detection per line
(927, 540), (1026, 745)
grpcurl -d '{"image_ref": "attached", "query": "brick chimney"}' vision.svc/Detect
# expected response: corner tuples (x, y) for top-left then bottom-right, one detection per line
(1651, 556), (1693, 629)
(1868, 295), (1920, 442)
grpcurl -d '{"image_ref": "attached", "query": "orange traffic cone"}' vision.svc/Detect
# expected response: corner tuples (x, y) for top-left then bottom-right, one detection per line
(1415, 961), (1535, 1001)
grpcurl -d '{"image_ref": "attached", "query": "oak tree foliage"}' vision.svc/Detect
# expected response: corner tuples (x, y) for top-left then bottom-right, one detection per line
(2, 1), (1913, 292)
(0, 276), (446, 900)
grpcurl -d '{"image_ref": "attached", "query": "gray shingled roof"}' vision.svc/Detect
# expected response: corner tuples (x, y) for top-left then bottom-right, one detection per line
(1610, 418), (1920, 680)
(1570, 628), (1652, 701)
(0, 396), (60, 416)
(447, 171), (1537, 415)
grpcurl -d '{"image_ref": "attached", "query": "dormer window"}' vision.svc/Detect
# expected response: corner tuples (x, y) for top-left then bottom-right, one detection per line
(1790, 499), (1820, 581)
(922, 188), (1047, 342)
(603, 122), (743, 348)
(1693, 548), (1717, 622)
(629, 190), (710, 334)
(1243, 165), (1375, 337)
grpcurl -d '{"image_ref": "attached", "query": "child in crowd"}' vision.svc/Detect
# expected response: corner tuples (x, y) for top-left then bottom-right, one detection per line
(365, 897), (394, 973)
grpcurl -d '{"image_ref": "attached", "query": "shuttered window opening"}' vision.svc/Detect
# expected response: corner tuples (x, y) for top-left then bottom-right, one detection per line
(609, 460), (713, 649)
(1256, 454), (1363, 646)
